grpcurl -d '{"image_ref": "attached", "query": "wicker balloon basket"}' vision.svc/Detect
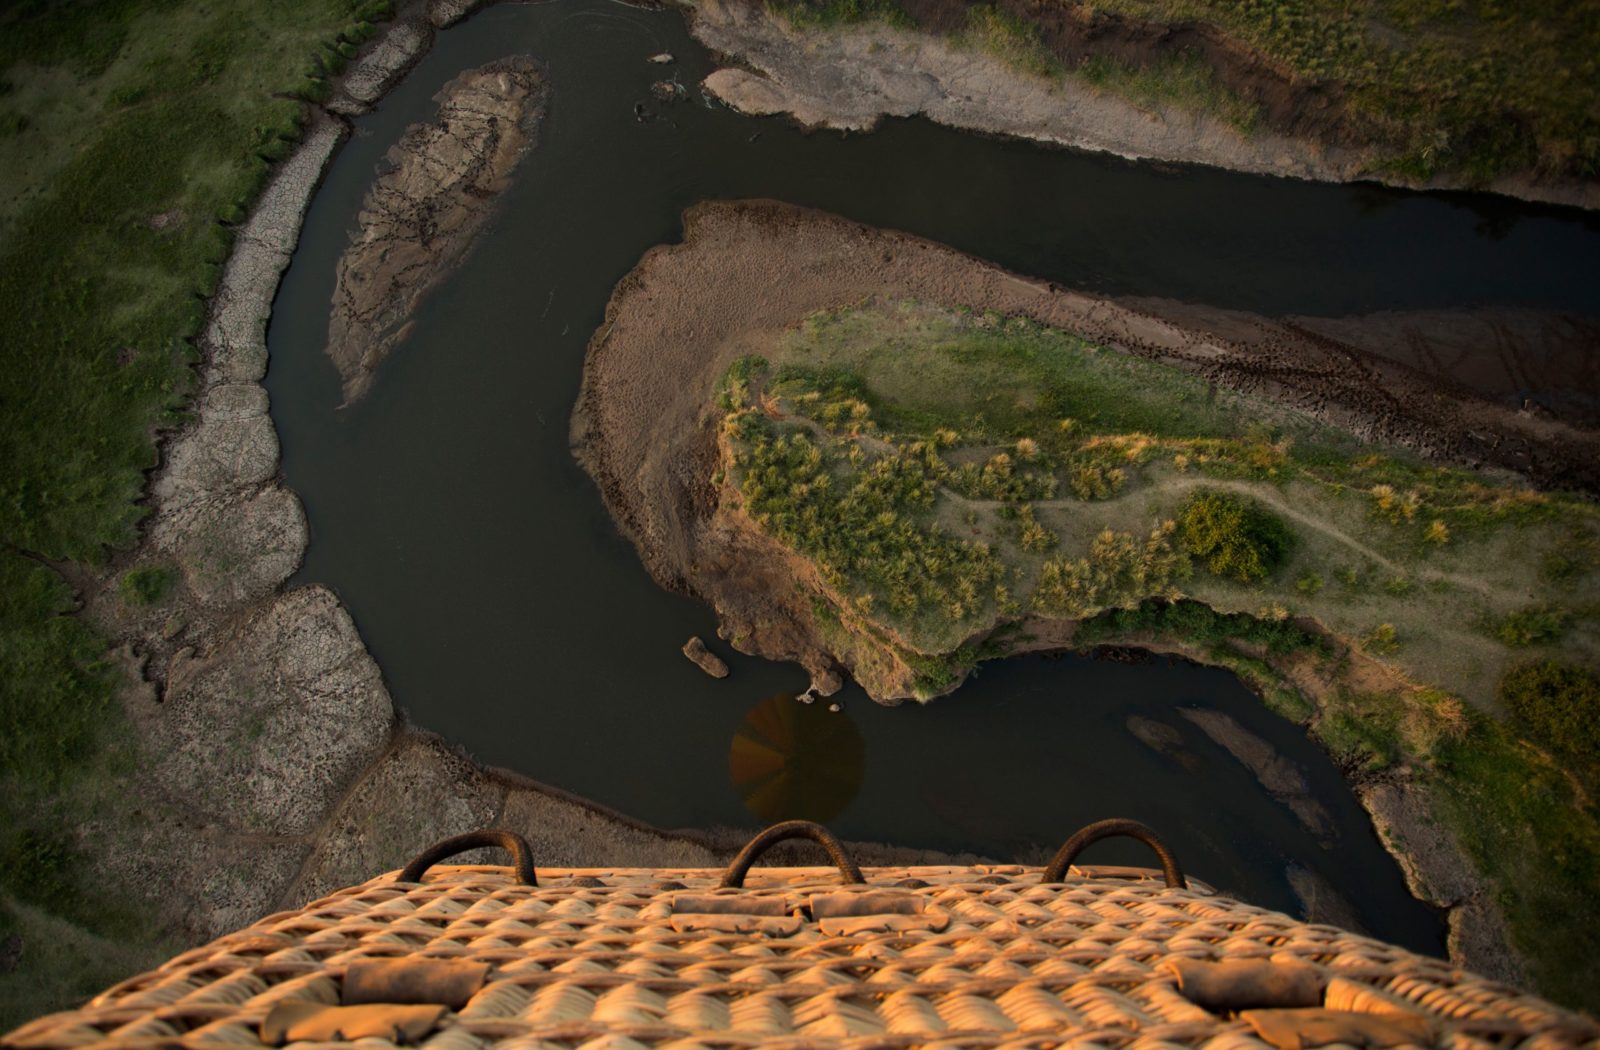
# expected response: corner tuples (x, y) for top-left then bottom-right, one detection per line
(5, 822), (1595, 1049)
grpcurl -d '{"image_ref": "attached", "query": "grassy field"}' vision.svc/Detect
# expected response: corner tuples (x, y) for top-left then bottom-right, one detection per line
(1077, 0), (1600, 182)
(771, 0), (1600, 186)
(0, 0), (391, 1027)
(717, 298), (1600, 1007)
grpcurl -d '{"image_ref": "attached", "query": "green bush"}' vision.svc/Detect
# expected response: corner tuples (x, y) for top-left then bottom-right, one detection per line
(1500, 661), (1600, 791)
(1489, 604), (1571, 648)
(1076, 597), (1323, 655)
(767, 0), (910, 29)
(118, 564), (173, 606)
(1178, 489), (1294, 582)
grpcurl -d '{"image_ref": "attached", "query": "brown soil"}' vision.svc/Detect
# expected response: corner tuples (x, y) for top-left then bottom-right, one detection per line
(573, 198), (1600, 693)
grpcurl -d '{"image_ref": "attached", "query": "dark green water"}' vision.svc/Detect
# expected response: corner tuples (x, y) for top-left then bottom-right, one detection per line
(265, 0), (1599, 957)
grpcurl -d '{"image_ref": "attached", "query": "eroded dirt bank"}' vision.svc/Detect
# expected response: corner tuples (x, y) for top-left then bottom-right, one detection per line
(673, 0), (1599, 210)
(326, 56), (547, 403)
(571, 197), (1600, 982)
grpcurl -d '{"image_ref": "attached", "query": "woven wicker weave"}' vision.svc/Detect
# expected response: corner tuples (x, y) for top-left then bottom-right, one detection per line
(6, 859), (1596, 1050)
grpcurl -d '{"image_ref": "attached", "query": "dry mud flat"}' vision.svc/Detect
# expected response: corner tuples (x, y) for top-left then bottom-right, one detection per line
(573, 198), (1600, 692)
(326, 56), (547, 404)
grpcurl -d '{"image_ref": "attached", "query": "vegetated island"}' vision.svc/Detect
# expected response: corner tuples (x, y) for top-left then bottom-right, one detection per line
(575, 199), (1600, 1006)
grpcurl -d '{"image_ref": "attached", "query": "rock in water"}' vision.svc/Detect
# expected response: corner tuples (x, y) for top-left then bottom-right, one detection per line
(325, 57), (547, 403)
(809, 667), (844, 696)
(682, 636), (730, 678)
(648, 52), (674, 64)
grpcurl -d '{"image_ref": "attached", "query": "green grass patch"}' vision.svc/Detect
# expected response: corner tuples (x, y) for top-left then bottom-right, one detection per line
(1499, 661), (1600, 794)
(1429, 712), (1600, 1012)
(0, 0), (398, 1024)
(0, 0), (392, 560)
(0, 552), (157, 1026)
(1076, 597), (1325, 656)
(1079, 50), (1261, 131)
(766, 0), (911, 30)
(118, 564), (174, 607)
(1069, 0), (1600, 183)
(958, 5), (1061, 79)
(1483, 604), (1572, 648)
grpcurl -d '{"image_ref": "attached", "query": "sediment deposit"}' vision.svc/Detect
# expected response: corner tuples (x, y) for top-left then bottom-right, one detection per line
(325, 56), (547, 403)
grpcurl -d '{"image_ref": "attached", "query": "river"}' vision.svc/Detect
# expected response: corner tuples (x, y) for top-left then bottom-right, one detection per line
(264, 0), (1600, 957)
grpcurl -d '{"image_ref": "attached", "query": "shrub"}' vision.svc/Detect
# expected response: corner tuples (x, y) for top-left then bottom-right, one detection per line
(1014, 504), (1057, 553)
(1068, 461), (1125, 500)
(1032, 522), (1188, 618)
(1363, 622), (1400, 655)
(1490, 604), (1572, 647)
(768, 0), (910, 29)
(1500, 661), (1600, 791)
(1178, 490), (1294, 582)
(118, 564), (173, 607)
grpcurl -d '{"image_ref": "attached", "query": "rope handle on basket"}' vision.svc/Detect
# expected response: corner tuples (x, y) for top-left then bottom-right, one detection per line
(398, 830), (538, 886)
(720, 820), (865, 888)
(1043, 818), (1187, 889)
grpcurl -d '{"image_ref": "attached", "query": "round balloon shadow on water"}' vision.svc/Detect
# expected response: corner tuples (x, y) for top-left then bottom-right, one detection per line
(730, 694), (866, 824)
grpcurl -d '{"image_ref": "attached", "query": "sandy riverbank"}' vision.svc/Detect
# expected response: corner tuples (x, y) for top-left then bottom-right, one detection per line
(672, 0), (1600, 211)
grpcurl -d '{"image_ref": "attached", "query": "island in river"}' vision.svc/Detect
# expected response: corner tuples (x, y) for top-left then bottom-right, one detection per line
(574, 198), (1600, 1002)
(326, 56), (547, 404)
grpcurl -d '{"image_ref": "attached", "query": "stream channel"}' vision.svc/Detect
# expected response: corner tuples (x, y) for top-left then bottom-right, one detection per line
(266, 0), (1600, 958)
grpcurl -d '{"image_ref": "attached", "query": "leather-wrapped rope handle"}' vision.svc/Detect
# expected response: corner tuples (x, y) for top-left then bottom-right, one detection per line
(1043, 818), (1187, 889)
(399, 830), (538, 886)
(721, 820), (865, 887)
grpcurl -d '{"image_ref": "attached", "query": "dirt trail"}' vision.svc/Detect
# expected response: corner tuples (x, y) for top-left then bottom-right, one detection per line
(1155, 477), (1503, 601)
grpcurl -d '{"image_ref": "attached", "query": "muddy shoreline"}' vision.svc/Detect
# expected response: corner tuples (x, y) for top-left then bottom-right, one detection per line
(671, 0), (1599, 212)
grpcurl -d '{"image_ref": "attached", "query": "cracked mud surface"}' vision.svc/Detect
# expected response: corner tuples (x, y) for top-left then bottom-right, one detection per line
(325, 56), (547, 403)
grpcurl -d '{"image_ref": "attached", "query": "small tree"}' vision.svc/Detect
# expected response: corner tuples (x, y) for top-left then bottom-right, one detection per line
(1178, 490), (1294, 583)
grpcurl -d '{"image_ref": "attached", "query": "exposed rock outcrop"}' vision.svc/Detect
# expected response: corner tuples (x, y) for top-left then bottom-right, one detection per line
(328, 18), (435, 115)
(325, 56), (548, 403)
(682, 635), (730, 678)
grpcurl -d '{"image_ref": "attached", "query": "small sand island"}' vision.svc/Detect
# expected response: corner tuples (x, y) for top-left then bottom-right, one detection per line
(326, 56), (547, 403)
